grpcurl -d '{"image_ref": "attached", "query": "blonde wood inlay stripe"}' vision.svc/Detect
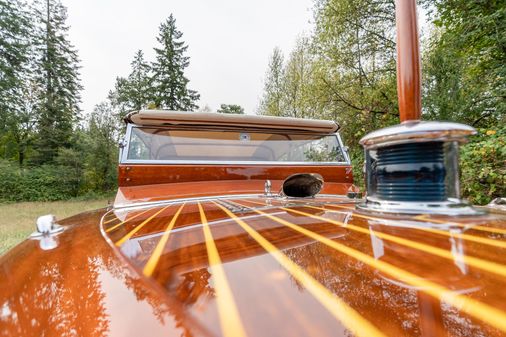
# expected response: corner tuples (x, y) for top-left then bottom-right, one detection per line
(242, 198), (506, 275)
(413, 214), (506, 235)
(105, 208), (153, 232)
(142, 203), (186, 277)
(232, 201), (506, 333)
(103, 215), (118, 224)
(325, 204), (506, 249)
(115, 205), (171, 246)
(292, 206), (506, 279)
(198, 203), (247, 337)
(213, 202), (387, 337)
(331, 204), (506, 236)
(237, 199), (506, 278)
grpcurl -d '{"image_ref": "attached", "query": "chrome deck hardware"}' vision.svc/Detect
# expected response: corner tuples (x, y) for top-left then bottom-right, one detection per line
(264, 179), (272, 196)
(358, 121), (481, 215)
(30, 215), (64, 238)
(486, 198), (506, 213)
(29, 214), (64, 250)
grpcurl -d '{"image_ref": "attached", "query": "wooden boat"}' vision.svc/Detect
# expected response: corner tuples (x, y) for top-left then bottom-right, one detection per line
(1, 1), (505, 336)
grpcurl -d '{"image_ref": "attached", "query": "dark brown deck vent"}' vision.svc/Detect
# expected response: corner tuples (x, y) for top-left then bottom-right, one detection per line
(281, 173), (323, 198)
(358, 121), (481, 215)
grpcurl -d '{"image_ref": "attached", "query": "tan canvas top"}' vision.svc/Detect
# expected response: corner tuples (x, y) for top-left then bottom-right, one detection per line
(125, 110), (339, 133)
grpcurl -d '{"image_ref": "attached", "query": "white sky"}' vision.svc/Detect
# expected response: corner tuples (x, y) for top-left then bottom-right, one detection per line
(64, 0), (314, 115)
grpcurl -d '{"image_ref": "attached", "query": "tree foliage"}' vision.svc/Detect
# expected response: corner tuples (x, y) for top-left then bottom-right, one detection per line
(422, 0), (506, 126)
(0, 0), (30, 122)
(217, 104), (244, 114)
(83, 102), (120, 192)
(312, 0), (399, 142)
(0, 8), (202, 201)
(0, 1), (503, 204)
(258, 0), (504, 203)
(0, 0), (33, 166)
(109, 15), (201, 117)
(30, 0), (82, 164)
(110, 50), (152, 117)
(461, 126), (506, 204)
(151, 14), (200, 111)
(259, 47), (285, 116)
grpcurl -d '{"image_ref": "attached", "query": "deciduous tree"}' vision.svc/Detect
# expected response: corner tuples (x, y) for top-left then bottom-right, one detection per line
(422, 0), (506, 126)
(258, 47), (284, 116)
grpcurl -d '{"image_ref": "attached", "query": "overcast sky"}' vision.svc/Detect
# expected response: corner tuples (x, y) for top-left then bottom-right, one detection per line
(63, 0), (314, 115)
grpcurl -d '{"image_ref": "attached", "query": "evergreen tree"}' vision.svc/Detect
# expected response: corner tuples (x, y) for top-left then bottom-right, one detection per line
(31, 0), (82, 164)
(0, 0), (29, 121)
(151, 14), (199, 111)
(109, 50), (152, 117)
(0, 0), (32, 163)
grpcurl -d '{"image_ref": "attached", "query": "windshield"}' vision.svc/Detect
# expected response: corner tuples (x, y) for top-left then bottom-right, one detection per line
(126, 127), (347, 163)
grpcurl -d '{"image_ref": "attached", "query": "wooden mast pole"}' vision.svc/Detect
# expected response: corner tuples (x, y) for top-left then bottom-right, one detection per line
(395, 0), (422, 122)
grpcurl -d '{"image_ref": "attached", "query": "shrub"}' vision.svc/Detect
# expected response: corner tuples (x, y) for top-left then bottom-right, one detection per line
(0, 161), (82, 202)
(460, 127), (506, 205)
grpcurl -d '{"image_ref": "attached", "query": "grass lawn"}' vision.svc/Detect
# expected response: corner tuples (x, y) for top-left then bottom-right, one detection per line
(0, 198), (111, 255)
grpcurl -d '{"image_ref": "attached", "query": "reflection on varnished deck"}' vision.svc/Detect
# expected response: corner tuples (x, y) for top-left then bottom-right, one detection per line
(100, 196), (506, 337)
(0, 210), (212, 337)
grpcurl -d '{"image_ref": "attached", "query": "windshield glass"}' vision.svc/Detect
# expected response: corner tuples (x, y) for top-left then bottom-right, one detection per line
(126, 127), (347, 163)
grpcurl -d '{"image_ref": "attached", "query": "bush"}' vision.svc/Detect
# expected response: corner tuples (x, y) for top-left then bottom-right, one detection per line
(460, 127), (506, 205)
(0, 161), (84, 202)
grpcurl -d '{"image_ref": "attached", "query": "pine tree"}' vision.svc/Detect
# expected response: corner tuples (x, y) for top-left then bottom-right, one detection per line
(109, 50), (152, 117)
(0, 0), (44, 166)
(0, 0), (30, 132)
(151, 14), (199, 111)
(31, 0), (82, 164)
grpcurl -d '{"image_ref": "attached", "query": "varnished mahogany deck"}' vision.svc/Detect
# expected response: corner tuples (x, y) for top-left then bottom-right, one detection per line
(100, 196), (506, 337)
(2, 195), (506, 336)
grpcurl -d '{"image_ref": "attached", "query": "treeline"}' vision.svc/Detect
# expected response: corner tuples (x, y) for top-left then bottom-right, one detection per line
(0, 1), (203, 201)
(1, 0), (503, 204)
(258, 0), (505, 204)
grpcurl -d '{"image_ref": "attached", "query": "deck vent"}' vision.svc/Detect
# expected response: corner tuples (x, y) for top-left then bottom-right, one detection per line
(358, 121), (481, 215)
(281, 173), (323, 198)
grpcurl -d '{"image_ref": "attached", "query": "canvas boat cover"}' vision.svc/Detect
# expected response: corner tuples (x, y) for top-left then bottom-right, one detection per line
(125, 110), (339, 133)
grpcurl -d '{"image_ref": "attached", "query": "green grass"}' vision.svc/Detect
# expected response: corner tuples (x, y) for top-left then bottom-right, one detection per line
(0, 198), (111, 255)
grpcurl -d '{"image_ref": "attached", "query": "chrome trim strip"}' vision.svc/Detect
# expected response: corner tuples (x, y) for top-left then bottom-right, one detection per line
(336, 132), (351, 163)
(121, 159), (351, 166)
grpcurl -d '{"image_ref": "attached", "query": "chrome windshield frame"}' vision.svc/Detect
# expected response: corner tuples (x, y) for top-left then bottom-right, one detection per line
(119, 124), (352, 166)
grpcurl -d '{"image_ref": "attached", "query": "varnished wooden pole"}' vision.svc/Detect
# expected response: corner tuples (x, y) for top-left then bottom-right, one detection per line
(395, 0), (422, 122)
